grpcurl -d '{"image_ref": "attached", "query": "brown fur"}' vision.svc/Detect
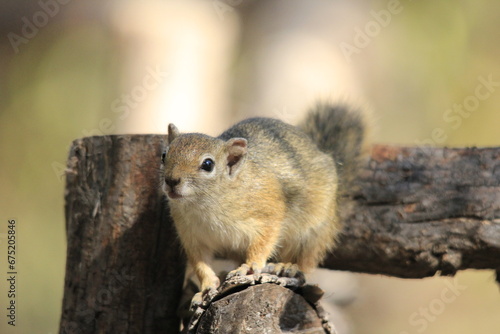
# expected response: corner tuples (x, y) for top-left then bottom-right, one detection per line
(161, 105), (367, 292)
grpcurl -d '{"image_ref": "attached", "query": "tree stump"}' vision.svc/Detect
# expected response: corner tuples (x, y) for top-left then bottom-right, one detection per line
(59, 135), (500, 333)
(59, 135), (185, 334)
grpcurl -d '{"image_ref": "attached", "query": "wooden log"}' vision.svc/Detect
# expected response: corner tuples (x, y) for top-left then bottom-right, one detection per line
(60, 135), (500, 333)
(324, 145), (500, 282)
(59, 135), (185, 334)
(185, 274), (333, 334)
(194, 284), (329, 334)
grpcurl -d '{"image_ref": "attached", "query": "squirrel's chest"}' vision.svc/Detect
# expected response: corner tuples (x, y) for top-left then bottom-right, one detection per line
(172, 202), (256, 252)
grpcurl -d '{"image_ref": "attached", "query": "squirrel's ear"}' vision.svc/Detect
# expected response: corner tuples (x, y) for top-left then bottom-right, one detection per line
(168, 123), (180, 144)
(225, 138), (247, 177)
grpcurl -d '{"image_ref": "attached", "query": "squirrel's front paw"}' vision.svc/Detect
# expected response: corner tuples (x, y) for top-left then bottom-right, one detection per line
(190, 291), (204, 310)
(226, 262), (263, 280)
(226, 263), (251, 279)
(190, 287), (218, 311)
(263, 262), (305, 280)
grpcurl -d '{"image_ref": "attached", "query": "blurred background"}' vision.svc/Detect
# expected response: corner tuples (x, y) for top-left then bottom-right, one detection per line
(1, 0), (499, 333)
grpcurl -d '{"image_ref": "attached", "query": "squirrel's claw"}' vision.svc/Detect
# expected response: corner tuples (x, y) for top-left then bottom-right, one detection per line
(283, 263), (300, 277)
(226, 261), (264, 280)
(226, 263), (251, 279)
(263, 262), (305, 280)
(190, 292), (203, 311)
(190, 287), (218, 311)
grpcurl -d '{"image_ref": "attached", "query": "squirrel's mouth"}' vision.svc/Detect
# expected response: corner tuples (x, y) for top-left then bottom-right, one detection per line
(167, 191), (183, 199)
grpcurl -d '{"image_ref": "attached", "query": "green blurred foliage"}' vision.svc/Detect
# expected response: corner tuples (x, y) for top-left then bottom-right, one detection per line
(0, 19), (121, 334)
(369, 0), (500, 147)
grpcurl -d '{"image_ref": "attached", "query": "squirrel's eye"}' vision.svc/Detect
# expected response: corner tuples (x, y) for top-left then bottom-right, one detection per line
(161, 151), (166, 164)
(201, 158), (215, 172)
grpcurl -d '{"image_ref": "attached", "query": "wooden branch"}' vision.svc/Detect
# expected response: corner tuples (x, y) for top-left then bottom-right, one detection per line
(323, 145), (500, 281)
(59, 136), (500, 333)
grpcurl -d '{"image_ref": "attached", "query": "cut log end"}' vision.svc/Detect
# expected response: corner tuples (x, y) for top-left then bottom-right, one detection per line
(186, 274), (334, 334)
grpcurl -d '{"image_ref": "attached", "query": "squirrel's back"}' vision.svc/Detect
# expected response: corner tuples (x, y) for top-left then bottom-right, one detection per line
(218, 104), (368, 194)
(218, 117), (330, 177)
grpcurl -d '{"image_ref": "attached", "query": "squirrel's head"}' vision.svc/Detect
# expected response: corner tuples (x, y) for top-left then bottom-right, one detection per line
(161, 123), (248, 201)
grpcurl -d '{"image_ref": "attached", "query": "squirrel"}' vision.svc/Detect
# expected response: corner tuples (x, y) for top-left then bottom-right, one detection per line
(161, 103), (368, 299)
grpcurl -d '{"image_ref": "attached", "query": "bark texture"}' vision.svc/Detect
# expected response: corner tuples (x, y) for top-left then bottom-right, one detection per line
(60, 136), (500, 333)
(325, 145), (500, 281)
(60, 135), (185, 334)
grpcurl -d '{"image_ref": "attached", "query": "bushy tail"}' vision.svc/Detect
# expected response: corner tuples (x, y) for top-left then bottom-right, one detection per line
(299, 103), (369, 194)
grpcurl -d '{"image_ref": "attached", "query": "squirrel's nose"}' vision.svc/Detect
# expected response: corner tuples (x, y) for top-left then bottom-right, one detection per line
(165, 177), (180, 189)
